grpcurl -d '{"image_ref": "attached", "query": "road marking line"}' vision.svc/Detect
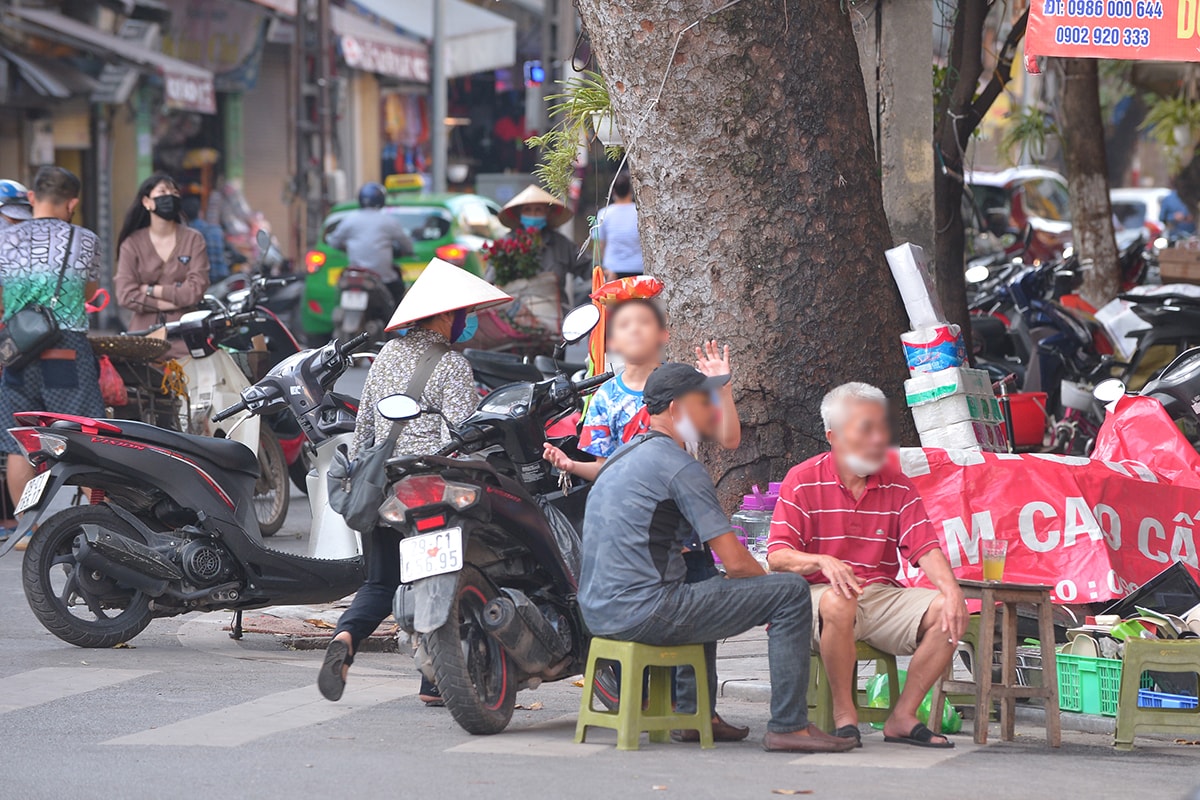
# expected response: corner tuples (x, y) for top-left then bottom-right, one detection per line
(447, 714), (605, 757)
(102, 677), (419, 747)
(791, 739), (979, 768)
(0, 668), (156, 715)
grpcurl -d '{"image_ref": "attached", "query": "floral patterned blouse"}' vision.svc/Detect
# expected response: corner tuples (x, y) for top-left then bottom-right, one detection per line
(351, 327), (478, 459)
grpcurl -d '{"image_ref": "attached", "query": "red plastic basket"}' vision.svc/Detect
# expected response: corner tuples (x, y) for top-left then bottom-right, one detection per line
(1005, 391), (1048, 447)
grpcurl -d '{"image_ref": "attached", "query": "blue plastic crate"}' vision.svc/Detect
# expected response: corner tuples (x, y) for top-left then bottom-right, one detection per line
(1137, 689), (1199, 709)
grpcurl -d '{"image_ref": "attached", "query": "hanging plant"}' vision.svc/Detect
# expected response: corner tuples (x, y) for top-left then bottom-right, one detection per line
(1141, 94), (1200, 169)
(526, 70), (623, 197)
(1000, 107), (1059, 165)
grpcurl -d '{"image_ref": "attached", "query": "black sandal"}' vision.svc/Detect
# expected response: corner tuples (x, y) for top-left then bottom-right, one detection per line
(318, 640), (354, 701)
(883, 722), (954, 749)
(834, 724), (863, 748)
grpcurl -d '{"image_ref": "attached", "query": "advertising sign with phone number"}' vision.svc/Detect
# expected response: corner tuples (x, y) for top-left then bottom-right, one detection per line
(1026, 0), (1200, 62)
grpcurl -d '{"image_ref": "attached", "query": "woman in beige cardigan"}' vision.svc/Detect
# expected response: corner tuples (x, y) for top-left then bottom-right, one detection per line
(114, 173), (209, 357)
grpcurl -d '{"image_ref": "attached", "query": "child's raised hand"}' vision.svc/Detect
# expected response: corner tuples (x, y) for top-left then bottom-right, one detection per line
(543, 442), (574, 473)
(695, 340), (731, 378)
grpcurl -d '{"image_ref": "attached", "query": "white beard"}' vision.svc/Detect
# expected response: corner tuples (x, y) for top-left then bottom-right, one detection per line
(842, 453), (884, 477)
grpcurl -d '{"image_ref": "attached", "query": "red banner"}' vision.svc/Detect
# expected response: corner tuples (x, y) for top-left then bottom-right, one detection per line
(1026, 0), (1200, 63)
(897, 396), (1200, 603)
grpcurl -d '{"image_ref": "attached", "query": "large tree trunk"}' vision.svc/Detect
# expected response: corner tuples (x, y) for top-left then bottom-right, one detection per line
(1060, 58), (1120, 306)
(933, 6), (1027, 343)
(574, 0), (912, 504)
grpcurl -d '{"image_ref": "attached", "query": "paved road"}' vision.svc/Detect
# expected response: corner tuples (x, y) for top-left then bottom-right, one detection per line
(3, 363), (1200, 798)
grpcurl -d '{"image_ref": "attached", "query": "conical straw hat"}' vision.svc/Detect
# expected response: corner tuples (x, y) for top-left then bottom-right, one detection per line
(385, 258), (512, 332)
(498, 184), (573, 229)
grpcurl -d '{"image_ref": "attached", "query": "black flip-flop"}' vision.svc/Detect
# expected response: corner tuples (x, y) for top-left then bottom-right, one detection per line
(883, 722), (954, 749)
(834, 724), (863, 748)
(318, 640), (353, 702)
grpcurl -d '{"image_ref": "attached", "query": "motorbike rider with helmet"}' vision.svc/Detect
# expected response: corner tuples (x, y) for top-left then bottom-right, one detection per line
(0, 179), (32, 226)
(325, 182), (414, 304)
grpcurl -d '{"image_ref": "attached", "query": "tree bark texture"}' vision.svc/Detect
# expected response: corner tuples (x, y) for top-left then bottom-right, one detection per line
(1060, 58), (1120, 307)
(933, 5), (1027, 344)
(574, 0), (913, 504)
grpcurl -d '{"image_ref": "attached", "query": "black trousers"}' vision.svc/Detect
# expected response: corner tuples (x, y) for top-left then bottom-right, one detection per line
(334, 528), (436, 695)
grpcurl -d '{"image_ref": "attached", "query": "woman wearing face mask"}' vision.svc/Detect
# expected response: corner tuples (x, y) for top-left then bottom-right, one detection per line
(498, 185), (589, 297)
(318, 258), (512, 707)
(114, 173), (210, 358)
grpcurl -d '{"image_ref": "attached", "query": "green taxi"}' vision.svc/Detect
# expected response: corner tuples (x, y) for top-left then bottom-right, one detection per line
(300, 177), (506, 340)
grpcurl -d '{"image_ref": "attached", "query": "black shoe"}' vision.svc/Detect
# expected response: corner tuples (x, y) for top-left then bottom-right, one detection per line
(834, 724), (863, 748)
(318, 640), (353, 701)
(419, 676), (445, 707)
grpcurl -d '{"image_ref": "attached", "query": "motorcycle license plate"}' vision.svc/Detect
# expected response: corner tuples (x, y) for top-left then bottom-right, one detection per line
(399, 527), (463, 583)
(15, 471), (51, 515)
(342, 290), (369, 311)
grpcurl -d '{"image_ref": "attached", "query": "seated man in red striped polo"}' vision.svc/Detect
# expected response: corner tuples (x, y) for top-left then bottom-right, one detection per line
(766, 382), (966, 749)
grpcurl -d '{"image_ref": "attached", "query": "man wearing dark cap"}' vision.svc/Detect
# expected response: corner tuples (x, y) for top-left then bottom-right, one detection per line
(578, 363), (855, 753)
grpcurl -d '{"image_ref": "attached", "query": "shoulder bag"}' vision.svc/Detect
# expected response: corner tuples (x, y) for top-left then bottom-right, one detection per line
(328, 340), (450, 533)
(0, 224), (75, 370)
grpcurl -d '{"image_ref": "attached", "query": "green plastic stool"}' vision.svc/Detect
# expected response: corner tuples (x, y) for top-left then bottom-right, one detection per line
(808, 641), (901, 733)
(1114, 639), (1200, 751)
(575, 638), (714, 750)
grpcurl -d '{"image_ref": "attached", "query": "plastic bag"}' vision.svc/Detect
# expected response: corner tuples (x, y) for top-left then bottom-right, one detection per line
(865, 669), (962, 734)
(97, 355), (127, 407)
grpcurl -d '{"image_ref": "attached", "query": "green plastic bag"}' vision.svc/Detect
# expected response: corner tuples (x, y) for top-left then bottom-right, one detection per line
(864, 669), (963, 734)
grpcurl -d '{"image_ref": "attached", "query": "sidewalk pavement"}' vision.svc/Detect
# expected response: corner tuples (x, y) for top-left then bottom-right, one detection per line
(242, 599), (1121, 735)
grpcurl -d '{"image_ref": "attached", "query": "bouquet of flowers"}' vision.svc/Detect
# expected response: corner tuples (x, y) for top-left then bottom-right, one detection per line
(483, 227), (542, 285)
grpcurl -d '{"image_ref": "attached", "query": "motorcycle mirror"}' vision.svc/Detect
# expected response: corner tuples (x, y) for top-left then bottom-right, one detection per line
(255, 229), (271, 253)
(376, 394), (422, 422)
(1093, 378), (1127, 404)
(965, 265), (991, 284)
(561, 303), (601, 345)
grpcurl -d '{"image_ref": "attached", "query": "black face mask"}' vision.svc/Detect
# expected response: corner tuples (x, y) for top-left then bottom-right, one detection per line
(151, 195), (180, 221)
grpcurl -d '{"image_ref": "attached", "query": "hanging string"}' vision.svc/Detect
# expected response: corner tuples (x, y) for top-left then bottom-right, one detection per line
(578, 0), (752, 261)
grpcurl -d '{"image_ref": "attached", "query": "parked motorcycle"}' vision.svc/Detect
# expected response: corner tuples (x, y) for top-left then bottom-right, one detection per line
(382, 305), (608, 735)
(463, 348), (587, 394)
(0, 333), (372, 648)
(1095, 347), (1200, 449)
(332, 268), (396, 349)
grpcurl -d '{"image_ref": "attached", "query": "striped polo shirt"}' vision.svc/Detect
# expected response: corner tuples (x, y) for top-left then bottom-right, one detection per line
(767, 452), (942, 586)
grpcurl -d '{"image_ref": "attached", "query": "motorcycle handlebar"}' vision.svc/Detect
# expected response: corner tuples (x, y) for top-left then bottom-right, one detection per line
(211, 398), (247, 423)
(340, 332), (371, 354)
(573, 372), (614, 394)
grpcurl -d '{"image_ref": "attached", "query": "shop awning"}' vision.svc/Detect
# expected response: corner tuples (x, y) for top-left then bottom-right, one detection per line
(6, 7), (216, 113)
(0, 46), (99, 99)
(330, 5), (430, 84)
(350, 0), (516, 79)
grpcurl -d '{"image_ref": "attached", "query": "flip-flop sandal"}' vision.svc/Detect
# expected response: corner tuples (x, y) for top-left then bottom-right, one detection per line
(883, 722), (954, 749)
(834, 724), (863, 748)
(318, 640), (353, 702)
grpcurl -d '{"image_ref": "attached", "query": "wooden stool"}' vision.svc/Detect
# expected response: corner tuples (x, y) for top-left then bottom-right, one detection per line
(808, 641), (901, 733)
(575, 638), (713, 750)
(1114, 639), (1200, 751)
(929, 580), (1061, 746)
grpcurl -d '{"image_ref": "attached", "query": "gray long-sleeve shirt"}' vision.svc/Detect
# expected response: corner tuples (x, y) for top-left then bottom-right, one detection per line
(325, 208), (414, 280)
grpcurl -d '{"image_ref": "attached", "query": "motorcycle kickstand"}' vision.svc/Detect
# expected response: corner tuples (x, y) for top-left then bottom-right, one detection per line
(229, 609), (243, 640)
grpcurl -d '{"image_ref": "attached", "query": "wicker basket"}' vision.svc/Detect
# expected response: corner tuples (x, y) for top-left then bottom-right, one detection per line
(89, 335), (171, 363)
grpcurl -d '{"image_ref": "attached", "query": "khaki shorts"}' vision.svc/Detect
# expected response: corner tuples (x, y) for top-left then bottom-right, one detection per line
(809, 583), (940, 656)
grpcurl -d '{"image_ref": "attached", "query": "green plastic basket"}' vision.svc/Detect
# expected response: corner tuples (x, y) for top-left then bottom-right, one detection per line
(1057, 652), (1153, 717)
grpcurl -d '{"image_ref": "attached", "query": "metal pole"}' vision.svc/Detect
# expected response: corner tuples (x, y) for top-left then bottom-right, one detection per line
(430, 0), (447, 193)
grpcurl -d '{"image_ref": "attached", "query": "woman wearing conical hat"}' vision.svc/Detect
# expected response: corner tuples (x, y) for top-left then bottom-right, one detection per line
(318, 258), (511, 708)
(499, 184), (589, 294)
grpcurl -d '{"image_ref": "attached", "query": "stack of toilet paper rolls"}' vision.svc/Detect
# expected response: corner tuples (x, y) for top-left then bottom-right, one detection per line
(886, 243), (1004, 453)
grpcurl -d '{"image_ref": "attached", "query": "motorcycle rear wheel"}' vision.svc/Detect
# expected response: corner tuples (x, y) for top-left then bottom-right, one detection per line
(23, 505), (155, 648)
(425, 566), (516, 735)
(254, 428), (289, 536)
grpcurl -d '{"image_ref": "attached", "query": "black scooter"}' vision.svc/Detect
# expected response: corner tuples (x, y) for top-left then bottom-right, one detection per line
(0, 333), (370, 649)
(380, 305), (608, 735)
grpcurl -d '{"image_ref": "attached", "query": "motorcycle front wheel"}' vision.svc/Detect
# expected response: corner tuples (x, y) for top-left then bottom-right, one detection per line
(425, 565), (516, 735)
(23, 505), (155, 648)
(254, 428), (289, 536)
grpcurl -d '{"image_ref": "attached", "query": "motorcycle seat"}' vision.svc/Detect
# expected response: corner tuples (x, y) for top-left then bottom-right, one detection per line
(534, 355), (586, 376)
(106, 420), (260, 476)
(462, 349), (543, 381)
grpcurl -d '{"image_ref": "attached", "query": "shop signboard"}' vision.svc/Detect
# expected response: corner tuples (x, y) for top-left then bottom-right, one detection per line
(1026, 0), (1200, 63)
(164, 69), (217, 114)
(340, 35), (430, 84)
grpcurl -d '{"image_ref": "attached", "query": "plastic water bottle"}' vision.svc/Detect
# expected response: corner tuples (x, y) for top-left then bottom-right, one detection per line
(731, 486), (777, 569)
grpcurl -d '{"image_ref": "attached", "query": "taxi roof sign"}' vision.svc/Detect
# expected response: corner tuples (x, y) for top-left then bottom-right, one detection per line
(384, 174), (425, 193)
